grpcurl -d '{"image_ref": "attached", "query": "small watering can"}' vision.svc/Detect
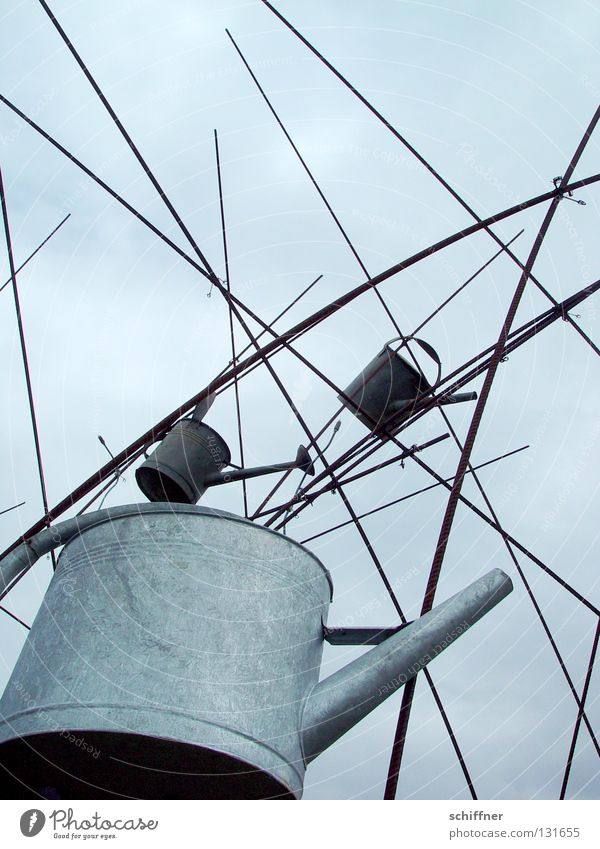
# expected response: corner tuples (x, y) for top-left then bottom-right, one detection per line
(136, 400), (315, 504)
(340, 337), (477, 434)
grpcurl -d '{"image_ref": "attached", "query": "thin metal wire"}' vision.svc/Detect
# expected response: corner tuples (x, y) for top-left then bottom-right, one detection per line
(437, 409), (598, 757)
(0, 167), (56, 572)
(0, 502), (26, 517)
(0, 605), (30, 630)
(384, 104), (600, 801)
(560, 620), (600, 798)
(0, 213), (70, 295)
(299, 445), (528, 543)
(259, 0), (600, 362)
(214, 129), (248, 517)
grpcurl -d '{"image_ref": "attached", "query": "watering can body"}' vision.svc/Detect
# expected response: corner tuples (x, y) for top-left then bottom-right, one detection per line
(340, 344), (477, 433)
(0, 505), (510, 799)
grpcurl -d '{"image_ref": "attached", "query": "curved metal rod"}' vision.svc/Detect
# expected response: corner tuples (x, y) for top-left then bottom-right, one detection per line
(0, 163), (595, 561)
(384, 105), (600, 800)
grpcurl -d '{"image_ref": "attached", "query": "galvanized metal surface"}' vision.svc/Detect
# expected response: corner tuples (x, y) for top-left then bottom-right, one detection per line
(0, 504), (512, 799)
(303, 568), (512, 763)
(0, 506), (330, 798)
(0, 171), (596, 561)
(340, 344), (477, 434)
(136, 421), (231, 504)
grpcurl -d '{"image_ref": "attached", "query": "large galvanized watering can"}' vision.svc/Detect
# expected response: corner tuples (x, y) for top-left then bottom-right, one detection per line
(0, 504), (511, 799)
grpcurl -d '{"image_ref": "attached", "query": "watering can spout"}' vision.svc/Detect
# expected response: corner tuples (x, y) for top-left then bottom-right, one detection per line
(301, 568), (512, 764)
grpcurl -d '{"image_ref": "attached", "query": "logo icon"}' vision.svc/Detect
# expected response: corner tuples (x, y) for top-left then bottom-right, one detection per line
(20, 810), (46, 837)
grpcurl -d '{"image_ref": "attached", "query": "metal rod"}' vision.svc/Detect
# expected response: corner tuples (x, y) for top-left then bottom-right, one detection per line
(0, 502), (26, 517)
(0, 167), (56, 572)
(560, 619), (600, 798)
(384, 109), (600, 798)
(299, 445), (529, 543)
(0, 604), (30, 630)
(0, 213), (70, 295)
(214, 128), (248, 517)
(0, 166), (597, 559)
(259, 0), (600, 362)
(36, 0), (217, 280)
(227, 28), (406, 339)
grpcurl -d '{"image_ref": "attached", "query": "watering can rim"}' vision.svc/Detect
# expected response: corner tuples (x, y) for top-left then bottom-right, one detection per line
(53, 502), (333, 600)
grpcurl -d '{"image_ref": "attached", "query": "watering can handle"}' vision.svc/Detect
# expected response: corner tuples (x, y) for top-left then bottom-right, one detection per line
(385, 335), (442, 386)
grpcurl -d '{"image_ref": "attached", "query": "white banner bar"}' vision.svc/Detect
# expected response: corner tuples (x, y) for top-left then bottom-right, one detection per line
(1, 800), (598, 848)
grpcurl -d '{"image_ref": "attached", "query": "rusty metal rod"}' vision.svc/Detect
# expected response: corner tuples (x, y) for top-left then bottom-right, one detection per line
(299, 445), (529, 542)
(259, 0), (600, 362)
(36, 0), (217, 280)
(560, 619), (600, 798)
(0, 213), (70, 295)
(0, 168), (56, 571)
(384, 108), (600, 798)
(214, 128), (248, 516)
(0, 166), (597, 559)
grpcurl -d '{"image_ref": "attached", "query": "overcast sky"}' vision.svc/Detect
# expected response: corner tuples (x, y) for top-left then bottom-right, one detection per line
(0, 0), (599, 800)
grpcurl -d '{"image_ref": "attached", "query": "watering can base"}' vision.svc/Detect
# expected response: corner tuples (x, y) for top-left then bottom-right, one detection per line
(0, 731), (296, 799)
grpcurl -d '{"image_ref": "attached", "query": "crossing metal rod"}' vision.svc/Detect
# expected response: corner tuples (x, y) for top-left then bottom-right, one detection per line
(0, 213), (70, 295)
(262, 277), (600, 530)
(383, 105), (600, 800)
(0, 162), (592, 561)
(0, 168), (56, 572)
(560, 620), (600, 798)
(258, 0), (600, 361)
(299, 446), (529, 543)
(214, 128), (248, 517)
